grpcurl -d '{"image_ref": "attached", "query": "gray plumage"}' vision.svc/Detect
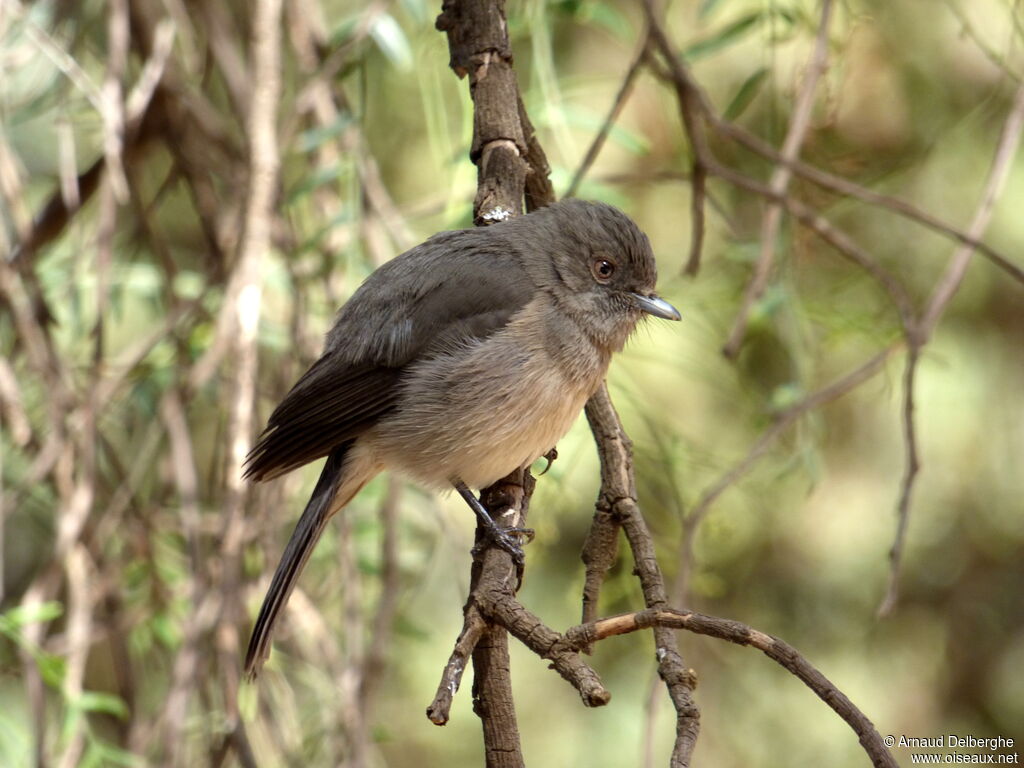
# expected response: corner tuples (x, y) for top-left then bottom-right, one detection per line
(243, 199), (678, 677)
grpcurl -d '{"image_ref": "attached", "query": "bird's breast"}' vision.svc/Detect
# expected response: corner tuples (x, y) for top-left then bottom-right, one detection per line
(363, 298), (607, 490)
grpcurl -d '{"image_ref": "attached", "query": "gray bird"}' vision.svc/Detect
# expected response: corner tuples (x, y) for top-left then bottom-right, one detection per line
(243, 199), (680, 676)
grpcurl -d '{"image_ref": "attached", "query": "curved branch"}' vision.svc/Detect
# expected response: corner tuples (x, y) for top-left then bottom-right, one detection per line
(565, 608), (897, 768)
(880, 80), (1024, 614)
(585, 385), (701, 766)
(642, 3), (1024, 287)
(674, 344), (900, 605)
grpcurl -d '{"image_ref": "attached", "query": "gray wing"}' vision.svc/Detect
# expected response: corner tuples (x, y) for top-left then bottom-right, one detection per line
(244, 229), (532, 482)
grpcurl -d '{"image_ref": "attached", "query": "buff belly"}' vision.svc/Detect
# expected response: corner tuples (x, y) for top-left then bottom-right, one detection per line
(362, 332), (603, 490)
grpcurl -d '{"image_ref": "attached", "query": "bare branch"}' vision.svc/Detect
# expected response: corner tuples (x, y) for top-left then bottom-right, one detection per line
(722, 0), (834, 358)
(878, 348), (921, 617)
(100, 0), (130, 203)
(360, 478), (403, 713)
(585, 384), (701, 767)
(643, 11), (1024, 286)
(564, 608), (897, 768)
(565, 31), (649, 199)
(880, 80), (1024, 614)
(216, 2), (283, 764)
(709, 162), (915, 325)
(711, 118), (1024, 285)
(427, 605), (487, 725)
(675, 345), (900, 605)
(919, 82), (1024, 336)
(642, 0), (711, 281)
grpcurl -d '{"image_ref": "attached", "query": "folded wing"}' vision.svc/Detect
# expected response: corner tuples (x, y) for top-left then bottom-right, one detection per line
(245, 229), (534, 483)
(243, 359), (401, 481)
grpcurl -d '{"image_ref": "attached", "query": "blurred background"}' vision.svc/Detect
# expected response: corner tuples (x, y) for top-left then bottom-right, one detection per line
(1, 0), (1022, 766)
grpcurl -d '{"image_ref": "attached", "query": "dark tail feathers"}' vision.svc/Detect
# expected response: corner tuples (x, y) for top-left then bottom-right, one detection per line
(244, 444), (350, 678)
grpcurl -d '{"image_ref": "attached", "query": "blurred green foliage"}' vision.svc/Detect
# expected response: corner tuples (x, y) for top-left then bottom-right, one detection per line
(1, 0), (1023, 766)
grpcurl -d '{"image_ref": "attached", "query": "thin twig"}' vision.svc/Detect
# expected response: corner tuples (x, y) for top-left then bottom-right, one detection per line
(709, 162), (915, 325)
(684, 161), (707, 276)
(942, 0), (1023, 84)
(0, 128), (33, 243)
(722, 0), (834, 359)
(158, 386), (208, 765)
(585, 384), (700, 767)
(919, 82), (1024, 336)
(878, 348), (920, 617)
(564, 31), (649, 199)
(427, 605), (487, 725)
(711, 118), (1024, 285)
(879, 80), (1024, 615)
(99, 0), (130, 203)
(674, 344), (900, 605)
(55, 547), (95, 768)
(201, 2), (252, 121)
(125, 18), (176, 122)
(564, 608), (898, 768)
(218, 1), (283, 763)
(23, 18), (105, 112)
(642, 13), (1024, 285)
(642, 0), (711, 280)
(360, 477), (403, 708)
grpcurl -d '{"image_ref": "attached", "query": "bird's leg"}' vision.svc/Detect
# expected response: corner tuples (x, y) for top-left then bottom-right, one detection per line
(453, 480), (529, 566)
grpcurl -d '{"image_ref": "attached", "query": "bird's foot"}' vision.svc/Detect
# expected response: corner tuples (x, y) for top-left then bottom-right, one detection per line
(454, 480), (532, 574)
(471, 523), (534, 567)
(537, 447), (558, 475)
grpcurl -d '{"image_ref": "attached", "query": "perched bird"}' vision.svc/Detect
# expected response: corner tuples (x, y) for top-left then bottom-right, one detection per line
(243, 199), (680, 676)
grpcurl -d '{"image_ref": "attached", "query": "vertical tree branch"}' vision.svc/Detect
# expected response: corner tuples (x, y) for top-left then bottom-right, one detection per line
(216, 0), (283, 762)
(437, 0), (529, 223)
(585, 385), (701, 767)
(641, 0), (710, 277)
(436, 1), (534, 762)
(468, 473), (533, 768)
(879, 79), (1024, 614)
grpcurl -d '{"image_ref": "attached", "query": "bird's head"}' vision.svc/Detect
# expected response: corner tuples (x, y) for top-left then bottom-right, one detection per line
(513, 199), (680, 352)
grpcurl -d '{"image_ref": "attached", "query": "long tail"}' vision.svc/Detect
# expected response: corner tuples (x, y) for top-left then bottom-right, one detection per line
(245, 442), (370, 678)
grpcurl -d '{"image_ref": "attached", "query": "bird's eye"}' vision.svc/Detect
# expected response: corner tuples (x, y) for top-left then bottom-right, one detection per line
(591, 258), (616, 283)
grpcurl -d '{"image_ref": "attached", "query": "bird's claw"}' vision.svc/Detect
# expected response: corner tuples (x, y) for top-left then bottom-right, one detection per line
(472, 526), (526, 567)
(508, 526), (535, 543)
(538, 447), (558, 476)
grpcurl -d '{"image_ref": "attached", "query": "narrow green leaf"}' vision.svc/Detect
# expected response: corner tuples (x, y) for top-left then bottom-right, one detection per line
(296, 208), (355, 255)
(581, 1), (633, 41)
(684, 12), (762, 60)
(698, 0), (726, 18)
(286, 163), (345, 204)
(328, 16), (359, 47)
(398, 0), (429, 25)
(555, 105), (650, 155)
(751, 283), (788, 322)
(0, 601), (64, 631)
(296, 116), (352, 154)
(150, 613), (181, 649)
(723, 67), (769, 120)
(370, 14), (413, 71)
(38, 653), (67, 687)
(75, 691), (130, 720)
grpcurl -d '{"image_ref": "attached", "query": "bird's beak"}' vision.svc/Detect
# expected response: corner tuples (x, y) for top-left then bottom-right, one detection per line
(631, 293), (681, 321)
